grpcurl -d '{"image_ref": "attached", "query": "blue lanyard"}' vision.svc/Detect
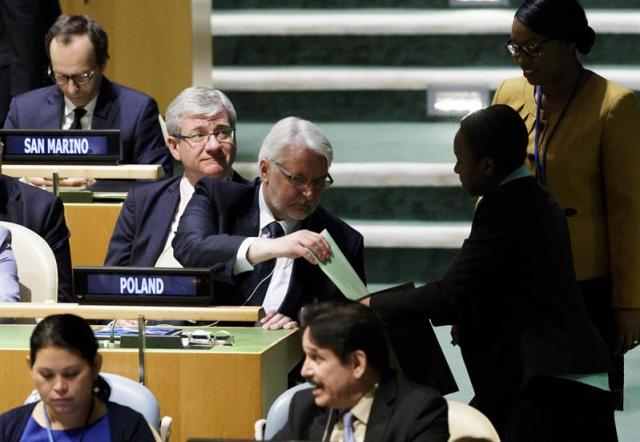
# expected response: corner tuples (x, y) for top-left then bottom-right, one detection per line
(533, 68), (585, 186)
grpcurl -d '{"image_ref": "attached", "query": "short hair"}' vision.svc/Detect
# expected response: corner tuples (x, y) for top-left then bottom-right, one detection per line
(301, 302), (391, 376)
(46, 15), (110, 67)
(164, 87), (237, 136)
(29, 314), (111, 400)
(459, 104), (528, 176)
(258, 116), (333, 166)
(515, 0), (596, 55)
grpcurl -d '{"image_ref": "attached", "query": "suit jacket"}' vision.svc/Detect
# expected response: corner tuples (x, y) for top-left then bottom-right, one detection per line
(371, 176), (610, 429)
(0, 225), (19, 302)
(272, 373), (449, 442)
(493, 73), (640, 308)
(4, 76), (173, 176)
(0, 174), (72, 301)
(105, 171), (247, 267)
(173, 178), (365, 319)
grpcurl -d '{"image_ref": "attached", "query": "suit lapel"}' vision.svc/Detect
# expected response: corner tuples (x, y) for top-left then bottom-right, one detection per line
(144, 179), (181, 263)
(44, 87), (65, 129)
(364, 376), (398, 442)
(91, 77), (119, 130)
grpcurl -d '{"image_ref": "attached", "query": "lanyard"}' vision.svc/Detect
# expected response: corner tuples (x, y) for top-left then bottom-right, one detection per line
(533, 68), (585, 185)
(43, 397), (94, 442)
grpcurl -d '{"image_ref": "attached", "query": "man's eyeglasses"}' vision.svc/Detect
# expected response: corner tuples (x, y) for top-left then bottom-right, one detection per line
(505, 39), (552, 57)
(174, 126), (235, 148)
(273, 161), (333, 190)
(49, 68), (96, 86)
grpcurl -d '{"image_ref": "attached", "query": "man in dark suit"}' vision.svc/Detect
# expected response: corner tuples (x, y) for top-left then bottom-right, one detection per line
(173, 117), (365, 329)
(0, 0), (61, 126)
(3, 14), (172, 184)
(105, 87), (246, 267)
(0, 145), (72, 301)
(367, 105), (616, 441)
(272, 302), (448, 441)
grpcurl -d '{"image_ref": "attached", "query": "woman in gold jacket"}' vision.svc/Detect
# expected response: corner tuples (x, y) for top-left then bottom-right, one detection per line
(493, 0), (640, 408)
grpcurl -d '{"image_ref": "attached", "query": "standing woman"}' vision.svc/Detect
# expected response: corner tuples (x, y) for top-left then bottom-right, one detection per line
(0, 314), (157, 441)
(493, 0), (640, 408)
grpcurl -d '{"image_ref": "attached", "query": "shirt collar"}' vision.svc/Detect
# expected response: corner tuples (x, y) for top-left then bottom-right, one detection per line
(500, 165), (531, 185)
(348, 384), (377, 426)
(258, 183), (297, 235)
(63, 92), (99, 119)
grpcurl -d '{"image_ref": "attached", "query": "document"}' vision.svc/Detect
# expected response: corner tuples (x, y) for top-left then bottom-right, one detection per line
(309, 229), (369, 301)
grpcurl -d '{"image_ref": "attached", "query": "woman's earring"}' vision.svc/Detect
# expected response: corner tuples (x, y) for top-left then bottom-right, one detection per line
(92, 380), (100, 394)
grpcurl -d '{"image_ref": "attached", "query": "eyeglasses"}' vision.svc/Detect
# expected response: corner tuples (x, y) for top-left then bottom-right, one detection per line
(505, 39), (552, 57)
(49, 68), (96, 86)
(273, 161), (333, 190)
(174, 126), (235, 148)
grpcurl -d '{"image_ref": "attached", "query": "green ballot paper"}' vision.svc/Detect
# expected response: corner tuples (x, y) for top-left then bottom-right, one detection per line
(308, 229), (369, 301)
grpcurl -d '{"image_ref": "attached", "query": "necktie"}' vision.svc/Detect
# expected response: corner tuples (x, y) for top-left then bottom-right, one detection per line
(248, 221), (285, 305)
(70, 107), (86, 130)
(342, 410), (355, 442)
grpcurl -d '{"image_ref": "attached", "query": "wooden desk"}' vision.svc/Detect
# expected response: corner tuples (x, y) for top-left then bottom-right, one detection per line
(64, 203), (122, 265)
(0, 324), (302, 441)
(2, 164), (164, 180)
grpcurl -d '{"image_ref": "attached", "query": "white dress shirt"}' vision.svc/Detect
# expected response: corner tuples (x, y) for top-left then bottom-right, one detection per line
(62, 94), (98, 129)
(234, 183), (298, 313)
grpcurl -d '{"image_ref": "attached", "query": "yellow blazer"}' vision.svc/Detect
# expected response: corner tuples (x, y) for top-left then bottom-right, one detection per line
(493, 73), (640, 308)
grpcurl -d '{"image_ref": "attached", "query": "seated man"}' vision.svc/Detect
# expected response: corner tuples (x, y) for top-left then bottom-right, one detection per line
(0, 145), (72, 301)
(368, 105), (616, 440)
(4, 14), (172, 184)
(105, 87), (246, 267)
(273, 302), (449, 441)
(173, 116), (365, 329)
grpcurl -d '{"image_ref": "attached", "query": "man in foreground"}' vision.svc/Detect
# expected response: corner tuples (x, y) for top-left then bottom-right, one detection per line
(273, 302), (449, 441)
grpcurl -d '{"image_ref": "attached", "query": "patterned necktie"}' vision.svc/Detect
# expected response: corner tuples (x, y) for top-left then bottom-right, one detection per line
(342, 410), (355, 442)
(70, 107), (86, 129)
(248, 221), (285, 305)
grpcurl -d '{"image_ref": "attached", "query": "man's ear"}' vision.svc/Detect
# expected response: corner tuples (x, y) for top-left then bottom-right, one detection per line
(481, 156), (496, 176)
(167, 137), (181, 162)
(351, 350), (368, 379)
(259, 159), (270, 182)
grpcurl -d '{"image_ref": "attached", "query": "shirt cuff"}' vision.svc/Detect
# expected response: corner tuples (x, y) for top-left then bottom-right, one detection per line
(233, 237), (256, 275)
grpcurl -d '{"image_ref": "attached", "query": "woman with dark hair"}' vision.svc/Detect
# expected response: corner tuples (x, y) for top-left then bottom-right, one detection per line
(0, 314), (157, 441)
(493, 0), (640, 409)
(370, 105), (617, 441)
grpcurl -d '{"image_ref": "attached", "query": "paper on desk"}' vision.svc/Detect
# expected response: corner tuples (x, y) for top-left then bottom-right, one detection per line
(309, 229), (369, 301)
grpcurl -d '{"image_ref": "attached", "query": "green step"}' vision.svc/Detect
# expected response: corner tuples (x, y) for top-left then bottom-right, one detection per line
(234, 122), (459, 162)
(213, 1), (637, 10)
(364, 247), (460, 284)
(213, 34), (640, 67)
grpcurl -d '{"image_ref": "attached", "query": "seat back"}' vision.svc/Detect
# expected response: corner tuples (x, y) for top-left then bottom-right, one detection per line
(101, 373), (161, 429)
(0, 221), (57, 302)
(446, 400), (500, 442)
(263, 382), (312, 440)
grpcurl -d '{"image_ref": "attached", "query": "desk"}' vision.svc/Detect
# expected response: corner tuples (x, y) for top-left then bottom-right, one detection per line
(64, 203), (121, 265)
(0, 325), (302, 441)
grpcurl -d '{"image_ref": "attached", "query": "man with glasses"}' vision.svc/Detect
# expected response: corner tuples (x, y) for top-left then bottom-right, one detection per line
(105, 87), (246, 267)
(173, 116), (365, 329)
(3, 14), (172, 184)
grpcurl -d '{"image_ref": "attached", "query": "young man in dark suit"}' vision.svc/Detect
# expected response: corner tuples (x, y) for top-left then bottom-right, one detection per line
(272, 302), (449, 441)
(105, 87), (246, 267)
(173, 117), (365, 329)
(367, 105), (617, 441)
(3, 14), (172, 183)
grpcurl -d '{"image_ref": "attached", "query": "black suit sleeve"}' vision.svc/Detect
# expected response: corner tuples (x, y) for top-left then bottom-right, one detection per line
(409, 393), (449, 442)
(173, 186), (247, 277)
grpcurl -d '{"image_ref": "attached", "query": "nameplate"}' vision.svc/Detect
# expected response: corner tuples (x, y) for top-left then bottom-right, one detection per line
(87, 274), (199, 297)
(0, 129), (122, 164)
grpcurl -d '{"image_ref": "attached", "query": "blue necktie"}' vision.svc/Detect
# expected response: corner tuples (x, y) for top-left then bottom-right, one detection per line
(248, 221), (285, 305)
(342, 410), (355, 442)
